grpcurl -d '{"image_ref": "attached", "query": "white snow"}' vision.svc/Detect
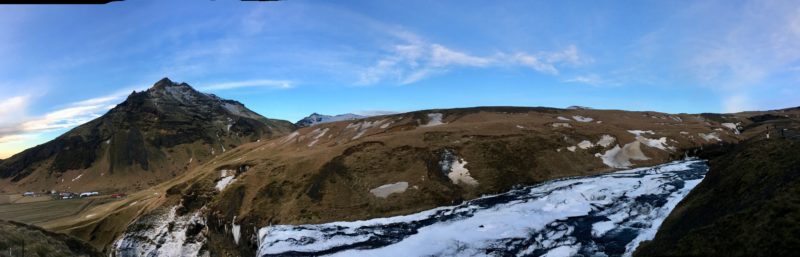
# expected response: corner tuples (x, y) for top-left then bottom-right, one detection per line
(216, 170), (236, 191)
(369, 182), (409, 198)
(256, 160), (708, 257)
(567, 146), (577, 152)
(627, 130), (655, 136)
(516, 125), (525, 129)
(281, 131), (300, 144)
(448, 158), (478, 186)
(557, 116), (571, 121)
(600, 141), (650, 168)
(572, 115), (594, 122)
(698, 132), (721, 142)
(721, 122), (740, 134)
(637, 136), (670, 151)
(542, 245), (580, 257)
(577, 140), (594, 149)
(71, 174), (83, 182)
(421, 113), (445, 127)
(232, 216), (241, 245)
(596, 135), (616, 147)
(552, 122), (572, 128)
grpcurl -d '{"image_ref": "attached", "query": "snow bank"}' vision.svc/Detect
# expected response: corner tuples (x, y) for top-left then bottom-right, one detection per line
(600, 141), (650, 168)
(448, 158), (478, 186)
(369, 182), (409, 198)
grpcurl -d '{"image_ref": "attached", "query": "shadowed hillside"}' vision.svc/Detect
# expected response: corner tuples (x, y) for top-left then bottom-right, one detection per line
(635, 114), (800, 256)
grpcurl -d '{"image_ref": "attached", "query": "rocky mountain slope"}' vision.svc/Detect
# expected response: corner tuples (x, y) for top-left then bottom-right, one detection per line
(295, 113), (365, 127)
(0, 78), (294, 193)
(86, 106), (754, 256)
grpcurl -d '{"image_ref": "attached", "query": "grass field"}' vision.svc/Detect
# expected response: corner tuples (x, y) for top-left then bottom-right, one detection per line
(0, 197), (113, 225)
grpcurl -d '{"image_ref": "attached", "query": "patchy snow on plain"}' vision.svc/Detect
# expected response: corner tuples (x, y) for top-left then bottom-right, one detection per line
(256, 160), (709, 257)
(567, 146), (577, 152)
(369, 182), (409, 198)
(557, 116), (571, 121)
(572, 115), (594, 122)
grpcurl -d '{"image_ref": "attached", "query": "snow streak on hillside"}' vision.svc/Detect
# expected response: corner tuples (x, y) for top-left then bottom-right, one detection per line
(256, 159), (708, 257)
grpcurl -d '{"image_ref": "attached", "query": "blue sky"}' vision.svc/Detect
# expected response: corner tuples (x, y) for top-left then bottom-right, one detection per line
(0, 0), (799, 158)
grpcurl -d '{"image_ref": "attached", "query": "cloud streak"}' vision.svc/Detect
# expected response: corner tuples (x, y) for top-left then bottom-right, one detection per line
(200, 79), (294, 91)
(359, 32), (591, 85)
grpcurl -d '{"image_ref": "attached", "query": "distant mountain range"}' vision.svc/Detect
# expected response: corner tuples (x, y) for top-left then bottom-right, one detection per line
(295, 113), (366, 127)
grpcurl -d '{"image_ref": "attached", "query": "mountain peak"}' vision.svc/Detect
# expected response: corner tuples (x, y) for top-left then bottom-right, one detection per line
(150, 77), (176, 90)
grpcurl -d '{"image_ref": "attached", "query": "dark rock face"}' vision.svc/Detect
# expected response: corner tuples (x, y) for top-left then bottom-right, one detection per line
(0, 77), (295, 181)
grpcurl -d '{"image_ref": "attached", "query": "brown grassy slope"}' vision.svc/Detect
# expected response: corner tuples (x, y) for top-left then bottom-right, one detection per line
(162, 106), (746, 256)
(0, 220), (100, 257)
(635, 116), (800, 257)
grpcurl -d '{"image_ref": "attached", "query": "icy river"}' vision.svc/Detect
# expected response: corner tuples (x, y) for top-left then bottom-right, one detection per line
(256, 159), (708, 257)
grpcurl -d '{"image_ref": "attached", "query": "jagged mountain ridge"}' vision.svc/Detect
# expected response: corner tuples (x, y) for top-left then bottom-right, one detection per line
(0, 78), (294, 192)
(295, 112), (366, 127)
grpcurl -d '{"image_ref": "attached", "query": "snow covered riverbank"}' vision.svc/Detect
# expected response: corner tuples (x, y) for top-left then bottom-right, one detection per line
(256, 159), (708, 257)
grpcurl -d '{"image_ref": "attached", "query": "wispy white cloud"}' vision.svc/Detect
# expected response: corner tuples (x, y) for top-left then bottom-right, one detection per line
(200, 79), (294, 91)
(359, 31), (591, 85)
(0, 89), (129, 145)
(564, 74), (606, 86)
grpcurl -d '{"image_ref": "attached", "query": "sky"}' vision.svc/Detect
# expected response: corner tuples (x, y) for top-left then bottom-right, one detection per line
(0, 0), (799, 158)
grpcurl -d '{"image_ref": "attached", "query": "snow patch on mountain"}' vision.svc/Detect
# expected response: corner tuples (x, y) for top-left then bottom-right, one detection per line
(600, 141), (650, 168)
(369, 182), (409, 198)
